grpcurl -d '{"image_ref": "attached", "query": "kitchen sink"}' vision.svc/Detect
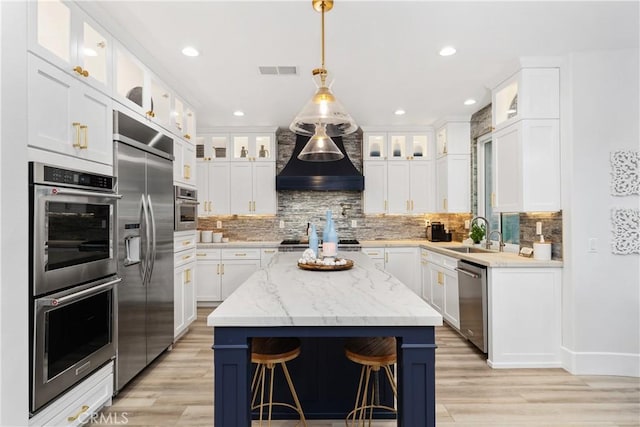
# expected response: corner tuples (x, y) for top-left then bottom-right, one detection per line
(445, 246), (496, 254)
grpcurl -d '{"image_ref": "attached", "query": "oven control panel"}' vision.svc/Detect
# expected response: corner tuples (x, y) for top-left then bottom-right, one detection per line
(30, 163), (115, 191)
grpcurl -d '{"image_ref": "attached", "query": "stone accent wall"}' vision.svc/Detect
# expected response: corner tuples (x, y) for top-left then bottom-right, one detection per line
(469, 104), (492, 214)
(198, 128), (471, 242)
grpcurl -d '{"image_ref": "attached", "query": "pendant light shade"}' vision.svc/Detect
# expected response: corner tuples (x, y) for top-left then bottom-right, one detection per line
(290, 0), (357, 161)
(290, 71), (358, 138)
(297, 122), (344, 162)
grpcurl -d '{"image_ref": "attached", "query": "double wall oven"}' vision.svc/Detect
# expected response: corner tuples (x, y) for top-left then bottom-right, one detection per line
(29, 162), (121, 414)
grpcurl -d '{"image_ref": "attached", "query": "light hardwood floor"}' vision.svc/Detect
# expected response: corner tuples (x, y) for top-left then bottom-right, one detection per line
(95, 308), (640, 426)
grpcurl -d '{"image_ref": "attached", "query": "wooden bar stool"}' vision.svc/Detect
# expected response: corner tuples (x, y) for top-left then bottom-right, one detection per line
(251, 337), (307, 427)
(344, 337), (398, 426)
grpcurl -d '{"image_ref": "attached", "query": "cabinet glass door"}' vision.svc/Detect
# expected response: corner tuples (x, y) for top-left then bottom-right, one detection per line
(410, 135), (429, 160)
(115, 47), (146, 112)
(151, 77), (172, 128)
(388, 135), (407, 160)
(494, 80), (519, 128)
(254, 135), (273, 161)
(35, 0), (71, 63)
(80, 21), (108, 87)
(173, 98), (185, 133)
(364, 134), (386, 159)
(232, 136), (250, 160)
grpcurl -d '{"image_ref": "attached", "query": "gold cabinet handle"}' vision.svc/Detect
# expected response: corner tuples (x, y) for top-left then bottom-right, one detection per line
(252, 201), (256, 212)
(72, 122), (82, 148)
(263, 249), (276, 254)
(184, 134), (191, 140)
(368, 252), (379, 256)
(248, 201), (252, 212)
(216, 264), (220, 274)
(146, 110), (155, 118)
(411, 200), (414, 211)
(437, 271), (444, 285)
(384, 200), (388, 211)
(491, 192), (496, 207)
(184, 164), (191, 179)
(182, 254), (192, 260)
(182, 240), (191, 246)
(185, 268), (192, 283)
(385, 252), (389, 263)
(80, 125), (88, 148)
(234, 253), (247, 257)
(443, 198), (448, 211)
(73, 66), (88, 77)
(196, 253), (207, 257)
(406, 200), (410, 211)
(221, 264), (224, 275)
(67, 405), (90, 422)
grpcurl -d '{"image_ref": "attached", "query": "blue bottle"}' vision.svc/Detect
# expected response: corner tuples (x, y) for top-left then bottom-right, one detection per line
(323, 219), (338, 257)
(322, 210), (333, 243)
(309, 224), (319, 258)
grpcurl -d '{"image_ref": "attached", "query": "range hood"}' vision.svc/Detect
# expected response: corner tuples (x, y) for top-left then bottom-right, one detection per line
(276, 134), (364, 191)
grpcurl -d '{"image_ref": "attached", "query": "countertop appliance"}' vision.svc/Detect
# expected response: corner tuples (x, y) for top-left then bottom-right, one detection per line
(174, 185), (198, 231)
(426, 222), (450, 242)
(28, 162), (121, 413)
(456, 260), (488, 353)
(114, 109), (174, 391)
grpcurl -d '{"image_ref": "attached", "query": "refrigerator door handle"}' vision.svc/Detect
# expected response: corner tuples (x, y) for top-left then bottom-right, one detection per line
(140, 194), (151, 286)
(146, 194), (157, 285)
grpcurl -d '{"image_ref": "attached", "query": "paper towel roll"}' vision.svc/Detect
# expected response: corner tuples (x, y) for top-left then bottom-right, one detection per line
(533, 242), (551, 261)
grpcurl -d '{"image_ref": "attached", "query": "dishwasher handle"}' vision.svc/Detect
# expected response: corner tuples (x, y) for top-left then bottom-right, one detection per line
(455, 267), (480, 279)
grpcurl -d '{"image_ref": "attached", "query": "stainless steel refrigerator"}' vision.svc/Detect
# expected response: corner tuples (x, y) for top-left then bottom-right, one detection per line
(113, 110), (174, 391)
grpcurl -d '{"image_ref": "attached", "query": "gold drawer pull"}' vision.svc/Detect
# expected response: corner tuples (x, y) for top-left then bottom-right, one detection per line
(263, 249), (276, 254)
(234, 253), (247, 256)
(182, 240), (192, 246)
(67, 405), (90, 422)
(196, 253), (207, 257)
(182, 254), (192, 260)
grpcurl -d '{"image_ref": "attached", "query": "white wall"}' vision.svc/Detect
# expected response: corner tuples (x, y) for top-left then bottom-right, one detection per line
(0, 2), (29, 425)
(561, 48), (640, 376)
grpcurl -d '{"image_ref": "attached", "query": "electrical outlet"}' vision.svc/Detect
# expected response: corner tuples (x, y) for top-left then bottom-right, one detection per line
(464, 219), (470, 229)
(216, 220), (222, 229)
(588, 238), (598, 253)
(351, 219), (357, 228)
(279, 220), (285, 229)
(535, 221), (542, 235)
(424, 219), (430, 227)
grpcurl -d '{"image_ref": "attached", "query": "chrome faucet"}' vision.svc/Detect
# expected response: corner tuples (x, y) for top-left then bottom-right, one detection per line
(489, 230), (505, 252)
(471, 216), (491, 249)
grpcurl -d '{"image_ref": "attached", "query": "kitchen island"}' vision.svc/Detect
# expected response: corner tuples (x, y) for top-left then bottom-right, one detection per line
(207, 251), (442, 426)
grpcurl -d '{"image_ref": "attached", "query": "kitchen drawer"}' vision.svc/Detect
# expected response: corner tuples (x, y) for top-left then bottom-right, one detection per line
(174, 231), (197, 252)
(222, 248), (260, 260)
(30, 362), (113, 427)
(362, 247), (384, 258)
(175, 247), (196, 268)
(195, 248), (221, 260)
(423, 249), (457, 271)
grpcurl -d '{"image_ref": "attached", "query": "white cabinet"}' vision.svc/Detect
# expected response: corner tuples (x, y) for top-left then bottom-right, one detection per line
(492, 68), (560, 131)
(174, 231), (197, 339)
(29, 362), (113, 427)
(229, 162), (276, 214)
(436, 122), (470, 158)
(434, 121), (470, 213)
(422, 249), (459, 329)
(28, 54), (113, 166)
(28, 0), (112, 94)
(488, 267), (562, 368)
(174, 138), (196, 187)
(195, 248), (261, 302)
(492, 120), (560, 212)
(363, 130), (436, 215)
(196, 161), (230, 216)
(362, 247), (420, 295)
(436, 154), (470, 213)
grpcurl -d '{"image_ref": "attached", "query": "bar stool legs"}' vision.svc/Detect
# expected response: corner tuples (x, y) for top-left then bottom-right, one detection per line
(344, 337), (398, 427)
(251, 338), (307, 427)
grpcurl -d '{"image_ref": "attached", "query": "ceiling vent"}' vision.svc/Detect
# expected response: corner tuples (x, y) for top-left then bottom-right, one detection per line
(258, 66), (298, 76)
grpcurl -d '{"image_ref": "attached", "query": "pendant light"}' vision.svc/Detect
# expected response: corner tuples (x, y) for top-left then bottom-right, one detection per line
(290, 0), (357, 161)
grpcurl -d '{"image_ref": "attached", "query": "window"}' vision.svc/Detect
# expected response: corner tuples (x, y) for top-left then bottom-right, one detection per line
(477, 135), (519, 244)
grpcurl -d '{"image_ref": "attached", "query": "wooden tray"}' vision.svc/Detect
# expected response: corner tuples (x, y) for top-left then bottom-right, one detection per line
(297, 259), (354, 271)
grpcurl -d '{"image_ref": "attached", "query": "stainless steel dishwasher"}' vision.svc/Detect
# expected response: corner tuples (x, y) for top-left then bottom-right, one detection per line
(456, 260), (488, 353)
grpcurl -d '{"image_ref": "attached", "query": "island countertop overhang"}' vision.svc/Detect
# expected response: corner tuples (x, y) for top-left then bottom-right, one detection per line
(208, 252), (443, 328)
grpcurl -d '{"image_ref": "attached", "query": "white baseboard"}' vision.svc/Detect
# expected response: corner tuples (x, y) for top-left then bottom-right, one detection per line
(561, 346), (640, 377)
(487, 359), (562, 369)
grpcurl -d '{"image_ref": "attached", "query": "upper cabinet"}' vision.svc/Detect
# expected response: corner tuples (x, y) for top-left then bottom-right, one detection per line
(434, 121), (471, 213)
(364, 132), (433, 161)
(362, 129), (436, 214)
(197, 130), (276, 162)
(28, 0), (112, 94)
(492, 68), (559, 131)
(491, 64), (561, 212)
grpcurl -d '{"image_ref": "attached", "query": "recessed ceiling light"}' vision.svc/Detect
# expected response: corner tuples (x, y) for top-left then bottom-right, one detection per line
(394, 109), (406, 116)
(233, 111), (245, 117)
(464, 99), (476, 106)
(181, 46), (199, 57)
(439, 46), (457, 57)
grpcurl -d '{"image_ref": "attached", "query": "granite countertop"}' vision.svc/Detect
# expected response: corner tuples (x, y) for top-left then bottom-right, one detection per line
(207, 252), (443, 328)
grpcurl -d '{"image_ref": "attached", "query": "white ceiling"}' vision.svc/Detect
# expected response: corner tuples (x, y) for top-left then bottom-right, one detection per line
(91, 1), (639, 130)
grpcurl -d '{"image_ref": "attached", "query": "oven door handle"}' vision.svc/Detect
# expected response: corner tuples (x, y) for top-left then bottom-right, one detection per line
(39, 278), (121, 307)
(51, 188), (123, 199)
(175, 199), (199, 206)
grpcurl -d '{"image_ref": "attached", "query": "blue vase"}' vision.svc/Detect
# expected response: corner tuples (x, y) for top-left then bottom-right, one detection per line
(309, 224), (318, 258)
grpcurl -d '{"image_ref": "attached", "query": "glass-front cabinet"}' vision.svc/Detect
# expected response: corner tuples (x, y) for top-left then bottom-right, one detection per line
(231, 134), (274, 161)
(364, 131), (432, 161)
(28, 0), (112, 93)
(150, 76), (172, 129)
(114, 44), (147, 116)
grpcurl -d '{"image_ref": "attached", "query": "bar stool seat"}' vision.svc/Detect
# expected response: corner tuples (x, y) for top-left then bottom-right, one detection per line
(251, 337), (307, 426)
(344, 337), (398, 426)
